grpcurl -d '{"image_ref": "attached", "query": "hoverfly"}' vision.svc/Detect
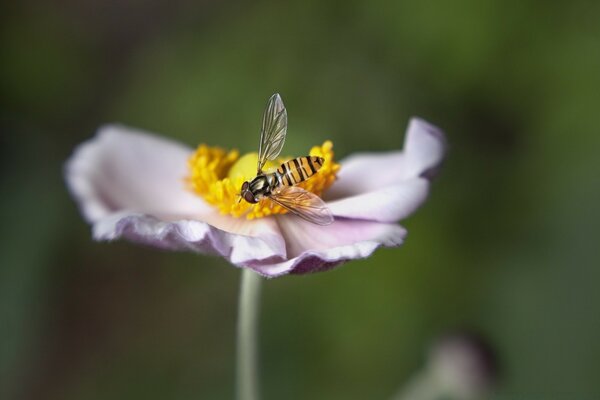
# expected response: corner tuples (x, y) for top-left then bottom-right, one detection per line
(239, 94), (334, 225)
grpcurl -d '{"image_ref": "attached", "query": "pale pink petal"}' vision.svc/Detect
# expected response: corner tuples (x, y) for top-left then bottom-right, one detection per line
(324, 151), (407, 200)
(403, 117), (446, 179)
(325, 117), (445, 200)
(326, 178), (430, 222)
(250, 215), (407, 277)
(65, 124), (211, 222)
(92, 211), (287, 266)
(322, 117), (445, 222)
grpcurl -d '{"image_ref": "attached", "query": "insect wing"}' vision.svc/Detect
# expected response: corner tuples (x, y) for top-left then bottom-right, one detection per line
(269, 186), (334, 226)
(257, 93), (287, 173)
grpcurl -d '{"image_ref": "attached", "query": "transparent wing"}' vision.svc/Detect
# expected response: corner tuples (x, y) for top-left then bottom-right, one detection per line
(257, 93), (287, 173)
(269, 186), (334, 226)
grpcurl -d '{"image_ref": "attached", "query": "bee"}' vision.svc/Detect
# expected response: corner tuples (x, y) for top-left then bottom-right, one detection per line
(240, 93), (334, 225)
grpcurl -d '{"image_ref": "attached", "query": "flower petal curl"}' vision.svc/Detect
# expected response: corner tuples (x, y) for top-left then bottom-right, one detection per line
(323, 117), (445, 222)
(92, 211), (288, 267)
(325, 117), (445, 200)
(249, 215), (407, 277)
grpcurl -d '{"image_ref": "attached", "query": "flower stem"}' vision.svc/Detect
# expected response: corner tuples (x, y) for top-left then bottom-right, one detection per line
(236, 268), (262, 400)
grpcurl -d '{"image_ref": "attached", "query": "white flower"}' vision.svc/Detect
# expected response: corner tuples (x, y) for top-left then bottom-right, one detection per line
(65, 118), (445, 277)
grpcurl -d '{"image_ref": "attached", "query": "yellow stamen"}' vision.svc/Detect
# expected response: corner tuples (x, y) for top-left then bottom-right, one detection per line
(187, 141), (340, 220)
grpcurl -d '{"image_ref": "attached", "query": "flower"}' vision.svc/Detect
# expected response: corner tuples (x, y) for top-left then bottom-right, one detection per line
(65, 117), (445, 277)
(392, 332), (497, 400)
(427, 332), (498, 397)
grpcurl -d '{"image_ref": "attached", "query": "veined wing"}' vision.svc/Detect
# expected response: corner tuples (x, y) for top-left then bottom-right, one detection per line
(269, 186), (334, 226)
(258, 93), (287, 173)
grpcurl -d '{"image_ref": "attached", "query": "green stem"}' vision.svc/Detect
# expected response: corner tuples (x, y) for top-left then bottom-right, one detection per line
(236, 268), (262, 400)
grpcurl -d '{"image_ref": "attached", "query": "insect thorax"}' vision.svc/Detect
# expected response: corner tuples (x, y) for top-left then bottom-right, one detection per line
(249, 174), (279, 199)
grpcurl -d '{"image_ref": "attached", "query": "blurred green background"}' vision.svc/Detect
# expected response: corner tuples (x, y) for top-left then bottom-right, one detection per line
(1, 0), (599, 399)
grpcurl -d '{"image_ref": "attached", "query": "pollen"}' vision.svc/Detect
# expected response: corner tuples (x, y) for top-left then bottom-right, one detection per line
(187, 141), (340, 220)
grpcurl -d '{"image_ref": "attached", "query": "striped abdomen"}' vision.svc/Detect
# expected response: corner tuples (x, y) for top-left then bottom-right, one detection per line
(276, 156), (324, 186)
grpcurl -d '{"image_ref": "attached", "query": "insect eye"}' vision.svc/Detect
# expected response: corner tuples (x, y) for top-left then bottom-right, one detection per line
(241, 181), (249, 191)
(244, 191), (257, 204)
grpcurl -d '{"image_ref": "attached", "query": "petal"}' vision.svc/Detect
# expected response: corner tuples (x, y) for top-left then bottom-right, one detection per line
(250, 215), (407, 277)
(403, 117), (446, 179)
(325, 117), (446, 200)
(322, 117), (445, 222)
(326, 178), (430, 222)
(64, 124), (211, 223)
(92, 211), (287, 266)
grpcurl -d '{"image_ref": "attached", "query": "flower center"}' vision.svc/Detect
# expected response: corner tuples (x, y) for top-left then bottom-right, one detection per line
(187, 141), (339, 220)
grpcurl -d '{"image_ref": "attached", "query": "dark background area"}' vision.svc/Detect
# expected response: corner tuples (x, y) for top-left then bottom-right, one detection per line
(1, 0), (599, 399)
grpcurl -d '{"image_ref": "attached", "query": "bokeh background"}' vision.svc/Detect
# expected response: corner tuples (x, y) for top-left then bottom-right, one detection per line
(2, 0), (599, 399)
